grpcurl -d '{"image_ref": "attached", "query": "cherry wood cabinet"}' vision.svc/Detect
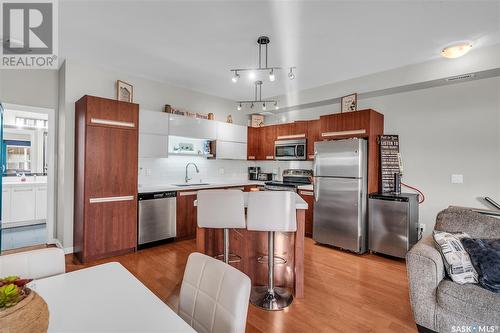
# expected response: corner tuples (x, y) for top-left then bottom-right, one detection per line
(306, 119), (321, 160)
(247, 126), (261, 160)
(260, 125), (276, 160)
(298, 190), (314, 237)
(276, 121), (307, 140)
(176, 191), (198, 240)
(74, 95), (139, 263)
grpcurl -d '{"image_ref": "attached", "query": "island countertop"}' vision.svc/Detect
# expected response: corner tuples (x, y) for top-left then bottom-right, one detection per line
(194, 192), (308, 210)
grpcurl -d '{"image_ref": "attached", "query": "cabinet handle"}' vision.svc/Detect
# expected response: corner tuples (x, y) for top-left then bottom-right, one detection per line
(91, 118), (135, 128)
(308, 155), (315, 159)
(321, 129), (366, 137)
(248, 156), (255, 160)
(179, 191), (198, 196)
(277, 134), (306, 140)
(266, 156), (274, 160)
(89, 195), (134, 203)
(13, 188), (34, 192)
(299, 191), (314, 196)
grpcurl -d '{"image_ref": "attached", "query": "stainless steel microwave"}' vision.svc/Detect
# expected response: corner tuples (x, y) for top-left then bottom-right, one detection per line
(274, 139), (307, 160)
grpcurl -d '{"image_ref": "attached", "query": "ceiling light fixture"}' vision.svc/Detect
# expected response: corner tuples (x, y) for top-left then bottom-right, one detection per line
(230, 36), (296, 82)
(232, 71), (240, 83)
(441, 42), (472, 59)
(235, 80), (278, 113)
(269, 69), (275, 82)
(288, 67), (295, 80)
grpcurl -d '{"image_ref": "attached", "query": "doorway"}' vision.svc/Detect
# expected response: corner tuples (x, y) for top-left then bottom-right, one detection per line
(0, 103), (56, 252)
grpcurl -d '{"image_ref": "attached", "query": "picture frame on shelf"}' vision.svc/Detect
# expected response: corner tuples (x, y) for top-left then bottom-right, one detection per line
(341, 93), (357, 113)
(251, 114), (264, 127)
(116, 80), (133, 103)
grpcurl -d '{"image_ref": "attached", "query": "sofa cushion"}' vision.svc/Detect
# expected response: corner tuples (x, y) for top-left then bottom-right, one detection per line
(437, 279), (500, 323)
(433, 231), (478, 284)
(462, 238), (500, 293)
(435, 207), (500, 239)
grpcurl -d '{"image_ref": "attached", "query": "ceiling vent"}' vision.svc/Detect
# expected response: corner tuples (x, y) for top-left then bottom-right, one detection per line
(445, 73), (475, 82)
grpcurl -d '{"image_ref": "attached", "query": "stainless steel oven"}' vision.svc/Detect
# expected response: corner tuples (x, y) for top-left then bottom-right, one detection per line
(274, 139), (306, 160)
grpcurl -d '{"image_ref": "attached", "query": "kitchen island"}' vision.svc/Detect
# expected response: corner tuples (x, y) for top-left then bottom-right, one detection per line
(195, 193), (307, 298)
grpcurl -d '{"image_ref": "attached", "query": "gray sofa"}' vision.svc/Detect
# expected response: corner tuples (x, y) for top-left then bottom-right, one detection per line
(406, 207), (500, 333)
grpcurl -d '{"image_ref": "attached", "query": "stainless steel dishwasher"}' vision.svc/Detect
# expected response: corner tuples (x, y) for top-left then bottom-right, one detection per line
(138, 191), (177, 248)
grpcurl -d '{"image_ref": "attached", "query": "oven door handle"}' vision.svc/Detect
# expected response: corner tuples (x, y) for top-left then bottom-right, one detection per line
(294, 145), (299, 158)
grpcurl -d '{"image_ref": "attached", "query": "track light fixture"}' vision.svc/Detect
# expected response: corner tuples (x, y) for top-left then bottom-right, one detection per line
(237, 103), (242, 111)
(269, 69), (275, 82)
(232, 71), (240, 83)
(235, 80), (278, 112)
(230, 36), (296, 82)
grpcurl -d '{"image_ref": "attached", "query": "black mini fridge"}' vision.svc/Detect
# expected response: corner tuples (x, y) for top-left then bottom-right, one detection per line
(368, 193), (419, 258)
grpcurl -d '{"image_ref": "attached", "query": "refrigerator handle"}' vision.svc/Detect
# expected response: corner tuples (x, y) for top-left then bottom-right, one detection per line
(313, 177), (319, 202)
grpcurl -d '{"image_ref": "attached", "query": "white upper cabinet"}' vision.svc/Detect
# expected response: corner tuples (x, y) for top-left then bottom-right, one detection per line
(138, 110), (169, 158)
(216, 122), (247, 143)
(139, 110), (169, 135)
(139, 134), (169, 158)
(168, 114), (217, 140)
(215, 141), (247, 160)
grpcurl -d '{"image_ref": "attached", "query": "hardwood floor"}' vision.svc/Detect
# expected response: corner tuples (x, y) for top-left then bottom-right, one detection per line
(66, 238), (417, 333)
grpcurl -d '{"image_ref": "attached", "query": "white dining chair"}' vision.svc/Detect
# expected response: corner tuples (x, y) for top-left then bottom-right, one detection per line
(197, 189), (245, 264)
(0, 247), (66, 279)
(179, 252), (251, 333)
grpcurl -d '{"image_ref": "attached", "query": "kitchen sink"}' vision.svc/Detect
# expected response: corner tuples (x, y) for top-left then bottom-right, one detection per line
(173, 183), (211, 187)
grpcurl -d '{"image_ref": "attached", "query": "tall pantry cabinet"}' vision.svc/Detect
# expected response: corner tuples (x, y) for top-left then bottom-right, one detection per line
(74, 95), (139, 263)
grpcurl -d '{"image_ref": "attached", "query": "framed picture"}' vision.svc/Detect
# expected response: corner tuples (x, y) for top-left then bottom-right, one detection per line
(251, 114), (264, 127)
(116, 80), (133, 103)
(341, 93), (357, 113)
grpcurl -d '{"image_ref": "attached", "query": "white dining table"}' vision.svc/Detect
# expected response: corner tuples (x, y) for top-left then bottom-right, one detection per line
(30, 262), (195, 332)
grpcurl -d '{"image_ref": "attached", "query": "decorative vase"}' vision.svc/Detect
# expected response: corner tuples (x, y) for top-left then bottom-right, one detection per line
(208, 113), (214, 120)
(0, 290), (49, 333)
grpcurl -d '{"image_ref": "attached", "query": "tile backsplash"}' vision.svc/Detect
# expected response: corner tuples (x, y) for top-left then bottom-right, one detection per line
(139, 156), (314, 185)
(138, 156), (252, 185)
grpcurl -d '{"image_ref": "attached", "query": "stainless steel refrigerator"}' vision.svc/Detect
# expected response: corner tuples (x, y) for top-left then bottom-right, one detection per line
(313, 138), (368, 253)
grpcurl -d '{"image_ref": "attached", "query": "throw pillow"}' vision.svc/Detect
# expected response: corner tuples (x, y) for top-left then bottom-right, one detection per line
(433, 230), (478, 284)
(461, 238), (500, 293)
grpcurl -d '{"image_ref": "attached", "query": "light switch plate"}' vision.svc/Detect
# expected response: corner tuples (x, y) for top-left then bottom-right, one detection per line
(451, 174), (463, 184)
(146, 168), (152, 176)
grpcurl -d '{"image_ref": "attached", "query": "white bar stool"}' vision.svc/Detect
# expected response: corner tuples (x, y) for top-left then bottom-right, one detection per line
(247, 191), (297, 311)
(197, 189), (246, 264)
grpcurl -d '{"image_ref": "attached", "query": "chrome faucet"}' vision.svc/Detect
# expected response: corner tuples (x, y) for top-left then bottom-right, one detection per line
(185, 163), (199, 183)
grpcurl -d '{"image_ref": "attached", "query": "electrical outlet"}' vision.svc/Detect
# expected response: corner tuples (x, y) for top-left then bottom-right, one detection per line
(146, 168), (152, 176)
(219, 168), (225, 175)
(451, 174), (463, 184)
(419, 223), (426, 234)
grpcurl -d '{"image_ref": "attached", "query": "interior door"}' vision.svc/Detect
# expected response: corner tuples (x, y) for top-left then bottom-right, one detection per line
(313, 177), (363, 252)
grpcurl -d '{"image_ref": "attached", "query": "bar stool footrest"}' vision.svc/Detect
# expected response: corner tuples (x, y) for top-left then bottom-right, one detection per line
(214, 253), (242, 264)
(257, 255), (287, 265)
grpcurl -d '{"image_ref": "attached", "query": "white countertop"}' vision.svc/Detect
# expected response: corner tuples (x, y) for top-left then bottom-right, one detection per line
(30, 262), (195, 332)
(3, 180), (47, 186)
(139, 180), (265, 193)
(194, 192), (308, 210)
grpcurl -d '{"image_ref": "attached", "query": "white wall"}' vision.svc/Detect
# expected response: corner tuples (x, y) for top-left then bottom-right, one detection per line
(57, 59), (244, 248)
(268, 76), (500, 234)
(0, 70), (58, 109)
